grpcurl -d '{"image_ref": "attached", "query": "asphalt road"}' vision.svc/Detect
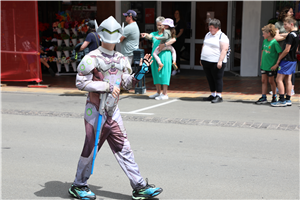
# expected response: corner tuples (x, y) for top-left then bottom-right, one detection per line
(1, 92), (299, 200)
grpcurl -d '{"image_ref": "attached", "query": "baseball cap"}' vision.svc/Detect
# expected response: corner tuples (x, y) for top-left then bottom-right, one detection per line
(86, 20), (95, 28)
(123, 10), (137, 17)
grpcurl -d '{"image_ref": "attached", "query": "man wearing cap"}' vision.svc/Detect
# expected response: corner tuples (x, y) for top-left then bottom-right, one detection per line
(79, 20), (101, 52)
(120, 10), (140, 65)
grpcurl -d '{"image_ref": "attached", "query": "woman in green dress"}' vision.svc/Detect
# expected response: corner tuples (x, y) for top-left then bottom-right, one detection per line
(141, 16), (176, 100)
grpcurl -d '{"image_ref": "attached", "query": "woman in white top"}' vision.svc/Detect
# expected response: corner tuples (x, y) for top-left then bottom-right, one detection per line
(200, 18), (229, 103)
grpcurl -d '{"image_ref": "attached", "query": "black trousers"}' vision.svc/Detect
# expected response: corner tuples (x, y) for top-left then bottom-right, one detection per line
(201, 60), (226, 93)
(173, 41), (184, 70)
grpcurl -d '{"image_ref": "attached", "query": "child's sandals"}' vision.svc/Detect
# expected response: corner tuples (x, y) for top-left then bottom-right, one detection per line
(172, 62), (178, 70)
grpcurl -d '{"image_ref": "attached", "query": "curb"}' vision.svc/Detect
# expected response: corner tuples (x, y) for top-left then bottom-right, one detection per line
(1, 86), (299, 103)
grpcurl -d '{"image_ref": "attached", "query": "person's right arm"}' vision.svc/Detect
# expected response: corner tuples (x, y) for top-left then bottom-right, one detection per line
(155, 31), (169, 40)
(274, 29), (288, 42)
(141, 33), (153, 40)
(271, 44), (291, 70)
(76, 55), (113, 92)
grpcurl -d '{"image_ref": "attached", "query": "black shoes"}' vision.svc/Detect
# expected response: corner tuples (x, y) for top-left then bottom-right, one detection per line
(204, 95), (223, 103)
(211, 96), (223, 103)
(203, 95), (215, 101)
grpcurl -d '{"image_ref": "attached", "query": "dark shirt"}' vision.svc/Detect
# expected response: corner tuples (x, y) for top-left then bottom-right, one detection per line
(283, 31), (299, 61)
(85, 32), (101, 51)
(174, 19), (185, 43)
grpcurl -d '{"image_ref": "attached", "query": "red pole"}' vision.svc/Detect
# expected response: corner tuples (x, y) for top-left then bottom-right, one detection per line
(34, 0), (42, 83)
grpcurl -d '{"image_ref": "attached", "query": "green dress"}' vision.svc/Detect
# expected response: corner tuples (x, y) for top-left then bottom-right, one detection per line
(150, 31), (172, 85)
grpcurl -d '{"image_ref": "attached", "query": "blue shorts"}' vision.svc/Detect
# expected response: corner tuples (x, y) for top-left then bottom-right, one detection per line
(278, 60), (296, 75)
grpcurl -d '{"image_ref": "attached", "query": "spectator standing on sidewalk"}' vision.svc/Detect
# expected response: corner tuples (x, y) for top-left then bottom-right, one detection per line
(271, 17), (299, 107)
(255, 24), (282, 105)
(274, 7), (298, 95)
(200, 18), (229, 103)
(172, 10), (185, 76)
(79, 20), (101, 52)
(141, 16), (176, 100)
(120, 10), (140, 65)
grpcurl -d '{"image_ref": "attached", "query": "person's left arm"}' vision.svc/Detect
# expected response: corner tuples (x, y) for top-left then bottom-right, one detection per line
(122, 54), (152, 90)
(158, 38), (176, 51)
(79, 41), (90, 51)
(79, 33), (92, 51)
(218, 41), (229, 69)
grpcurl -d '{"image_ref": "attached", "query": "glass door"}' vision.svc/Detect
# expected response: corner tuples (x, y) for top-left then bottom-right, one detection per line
(230, 1), (243, 73)
(161, 1), (191, 67)
(158, 0), (232, 70)
(193, 1), (228, 70)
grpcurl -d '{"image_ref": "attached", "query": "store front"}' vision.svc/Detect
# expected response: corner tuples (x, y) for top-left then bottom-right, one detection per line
(116, 1), (300, 77)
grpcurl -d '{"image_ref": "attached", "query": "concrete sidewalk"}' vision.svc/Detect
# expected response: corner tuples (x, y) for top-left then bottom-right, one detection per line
(1, 69), (299, 103)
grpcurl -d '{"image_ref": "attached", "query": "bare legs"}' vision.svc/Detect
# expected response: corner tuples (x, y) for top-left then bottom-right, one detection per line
(155, 84), (168, 95)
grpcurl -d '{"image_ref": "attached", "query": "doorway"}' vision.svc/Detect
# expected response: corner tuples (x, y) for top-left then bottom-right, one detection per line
(160, 1), (242, 72)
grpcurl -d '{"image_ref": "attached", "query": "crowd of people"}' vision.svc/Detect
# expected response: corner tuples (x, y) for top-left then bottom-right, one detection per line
(63, 6), (300, 200)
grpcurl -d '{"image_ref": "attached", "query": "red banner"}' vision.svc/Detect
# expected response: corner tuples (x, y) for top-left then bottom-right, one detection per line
(1, 1), (42, 82)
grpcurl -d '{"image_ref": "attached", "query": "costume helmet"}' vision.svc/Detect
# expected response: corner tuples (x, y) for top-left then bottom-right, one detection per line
(96, 16), (124, 44)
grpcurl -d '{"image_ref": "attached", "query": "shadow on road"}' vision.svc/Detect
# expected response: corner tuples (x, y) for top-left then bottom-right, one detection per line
(34, 181), (133, 199)
(178, 97), (205, 101)
(228, 100), (270, 106)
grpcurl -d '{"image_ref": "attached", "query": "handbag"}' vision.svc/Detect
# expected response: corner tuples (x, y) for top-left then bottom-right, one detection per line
(219, 32), (231, 59)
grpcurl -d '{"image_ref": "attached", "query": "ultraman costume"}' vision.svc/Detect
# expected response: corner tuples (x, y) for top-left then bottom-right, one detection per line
(72, 16), (147, 190)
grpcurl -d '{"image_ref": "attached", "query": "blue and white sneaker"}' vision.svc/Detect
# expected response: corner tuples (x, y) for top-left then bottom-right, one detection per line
(271, 100), (287, 107)
(286, 100), (292, 106)
(68, 185), (96, 200)
(132, 179), (163, 200)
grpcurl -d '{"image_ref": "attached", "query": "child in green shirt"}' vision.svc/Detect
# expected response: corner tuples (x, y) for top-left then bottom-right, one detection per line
(256, 24), (282, 104)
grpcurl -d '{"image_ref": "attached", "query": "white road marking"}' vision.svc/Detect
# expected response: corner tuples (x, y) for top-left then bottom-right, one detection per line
(120, 99), (178, 115)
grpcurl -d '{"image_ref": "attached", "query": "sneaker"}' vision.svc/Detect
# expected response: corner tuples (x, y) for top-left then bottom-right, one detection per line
(132, 179), (163, 200)
(171, 70), (177, 76)
(211, 96), (223, 103)
(149, 92), (161, 99)
(286, 99), (292, 106)
(155, 94), (169, 100)
(271, 100), (287, 107)
(271, 96), (277, 103)
(68, 185), (96, 200)
(255, 97), (268, 104)
(203, 95), (215, 101)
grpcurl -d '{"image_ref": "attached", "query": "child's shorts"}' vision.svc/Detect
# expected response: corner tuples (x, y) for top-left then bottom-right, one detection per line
(278, 60), (296, 75)
(261, 70), (277, 77)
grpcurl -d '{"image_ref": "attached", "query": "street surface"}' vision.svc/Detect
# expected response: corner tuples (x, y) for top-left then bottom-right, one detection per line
(1, 91), (299, 200)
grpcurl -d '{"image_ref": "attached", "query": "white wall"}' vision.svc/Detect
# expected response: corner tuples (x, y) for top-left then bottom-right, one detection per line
(240, 1), (275, 77)
(240, 1), (262, 77)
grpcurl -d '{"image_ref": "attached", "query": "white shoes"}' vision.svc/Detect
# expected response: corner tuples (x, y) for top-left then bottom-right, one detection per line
(172, 70), (177, 76)
(149, 92), (161, 99)
(155, 94), (169, 100)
